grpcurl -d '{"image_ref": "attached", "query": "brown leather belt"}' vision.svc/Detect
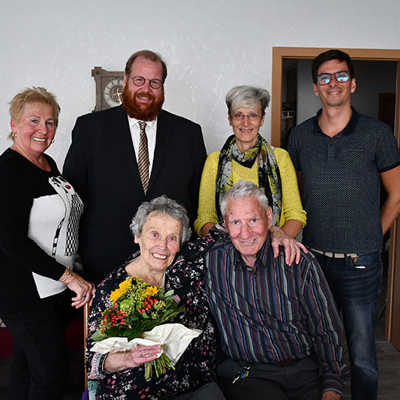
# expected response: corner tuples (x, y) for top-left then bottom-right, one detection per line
(275, 359), (297, 367)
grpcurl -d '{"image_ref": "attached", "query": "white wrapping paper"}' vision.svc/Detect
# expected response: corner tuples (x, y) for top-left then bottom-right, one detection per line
(90, 323), (202, 364)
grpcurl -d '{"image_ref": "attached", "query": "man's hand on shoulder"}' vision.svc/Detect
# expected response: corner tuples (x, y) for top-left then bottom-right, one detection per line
(321, 390), (342, 400)
(270, 226), (307, 265)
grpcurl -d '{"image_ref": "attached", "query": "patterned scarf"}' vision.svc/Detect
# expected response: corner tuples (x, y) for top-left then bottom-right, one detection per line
(216, 134), (282, 225)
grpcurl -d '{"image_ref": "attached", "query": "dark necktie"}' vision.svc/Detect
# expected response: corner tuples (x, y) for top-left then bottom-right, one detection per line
(138, 121), (150, 193)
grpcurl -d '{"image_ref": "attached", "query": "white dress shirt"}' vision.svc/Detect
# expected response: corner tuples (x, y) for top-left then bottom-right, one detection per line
(127, 116), (158, 173)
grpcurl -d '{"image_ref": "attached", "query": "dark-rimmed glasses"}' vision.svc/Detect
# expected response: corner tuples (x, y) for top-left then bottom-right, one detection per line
(317, 71), (350, 86)
(131, 76), (163, 89)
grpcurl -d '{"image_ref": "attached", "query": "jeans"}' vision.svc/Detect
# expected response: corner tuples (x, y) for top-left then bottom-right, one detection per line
(315, 251), (382, 400)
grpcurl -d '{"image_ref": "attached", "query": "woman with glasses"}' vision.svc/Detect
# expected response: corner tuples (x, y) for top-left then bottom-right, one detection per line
(194, 85), (306, 238)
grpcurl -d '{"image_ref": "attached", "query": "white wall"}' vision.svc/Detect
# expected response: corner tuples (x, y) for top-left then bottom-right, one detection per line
(297, 60), (397, 124)
(1, 0), (400, 166)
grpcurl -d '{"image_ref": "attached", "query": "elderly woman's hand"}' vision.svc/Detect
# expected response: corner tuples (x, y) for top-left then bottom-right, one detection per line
(59, 269), (95, 308)
(104, 344), (162, 373)
(270, 226), (307, 265)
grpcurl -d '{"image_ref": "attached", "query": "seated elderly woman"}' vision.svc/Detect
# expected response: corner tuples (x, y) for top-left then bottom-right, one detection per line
(86, 196), (224, 400)
(195, 85), (306, 239)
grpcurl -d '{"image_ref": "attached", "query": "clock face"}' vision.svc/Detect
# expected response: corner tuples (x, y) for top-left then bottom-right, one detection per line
(103, 78), (124, 107)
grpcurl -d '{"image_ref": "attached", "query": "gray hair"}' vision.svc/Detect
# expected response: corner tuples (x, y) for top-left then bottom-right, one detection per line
(220, 180), (270, 217)
(130, 195), (191, 244)
(225, 85), (270, 117)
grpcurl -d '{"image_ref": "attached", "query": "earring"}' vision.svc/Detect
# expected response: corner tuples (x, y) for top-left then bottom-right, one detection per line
(11, 132), (17, 138)
(51, 139), (55, 144)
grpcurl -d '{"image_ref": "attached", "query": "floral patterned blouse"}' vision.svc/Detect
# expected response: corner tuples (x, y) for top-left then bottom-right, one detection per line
(85, 230), (225, 400)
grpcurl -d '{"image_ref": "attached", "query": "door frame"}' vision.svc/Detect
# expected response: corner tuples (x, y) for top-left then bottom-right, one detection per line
(271, 47), (400, 346)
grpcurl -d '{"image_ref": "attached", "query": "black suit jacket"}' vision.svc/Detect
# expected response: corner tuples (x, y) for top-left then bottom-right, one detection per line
(63, 106), (206, 283)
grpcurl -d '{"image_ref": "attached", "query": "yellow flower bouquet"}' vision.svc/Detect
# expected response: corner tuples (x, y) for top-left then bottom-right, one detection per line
(91, 276), (188, 379)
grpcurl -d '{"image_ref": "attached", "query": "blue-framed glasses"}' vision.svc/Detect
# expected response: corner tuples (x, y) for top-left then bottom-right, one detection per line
(317, 71), (350, 86)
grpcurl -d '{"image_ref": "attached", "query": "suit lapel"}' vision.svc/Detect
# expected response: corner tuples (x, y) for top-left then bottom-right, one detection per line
(149, 110), (169, 190)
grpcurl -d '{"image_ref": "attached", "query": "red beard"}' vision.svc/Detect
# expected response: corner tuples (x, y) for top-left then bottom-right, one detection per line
(122, 86), (164, 121)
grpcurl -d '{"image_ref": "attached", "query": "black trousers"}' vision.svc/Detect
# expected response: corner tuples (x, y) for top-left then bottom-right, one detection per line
(217, 357), (322, 400)
(1, 290), (71, 400)
(174, 382), (226, 400)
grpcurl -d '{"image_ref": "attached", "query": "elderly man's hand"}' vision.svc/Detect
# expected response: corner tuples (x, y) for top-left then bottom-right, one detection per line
(270, 226), (307, 265)
(321, 391), (342, 400)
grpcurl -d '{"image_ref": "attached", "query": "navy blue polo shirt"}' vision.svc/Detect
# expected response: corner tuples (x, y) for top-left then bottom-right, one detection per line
(287, 109), (400, 254)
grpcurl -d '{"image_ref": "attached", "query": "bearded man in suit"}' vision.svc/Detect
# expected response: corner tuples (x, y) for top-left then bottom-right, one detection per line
(63, 49), (207, 283)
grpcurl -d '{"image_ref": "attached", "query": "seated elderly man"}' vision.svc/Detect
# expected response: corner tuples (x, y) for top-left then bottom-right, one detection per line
(205, 180), (346, 400)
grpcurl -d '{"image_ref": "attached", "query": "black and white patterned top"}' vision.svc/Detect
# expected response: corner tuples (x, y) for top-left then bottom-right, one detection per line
(29, 174), (83, 298)
(0, 149), (83, 314)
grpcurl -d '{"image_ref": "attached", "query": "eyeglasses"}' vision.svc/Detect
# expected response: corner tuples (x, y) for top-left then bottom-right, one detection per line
(131, 76), (163, 89)
(317, 71), (350, 86)
(232, 112), (262, 122)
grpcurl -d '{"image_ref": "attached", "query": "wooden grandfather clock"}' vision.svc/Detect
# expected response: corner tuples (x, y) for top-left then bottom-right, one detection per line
(92, 67), (124, 111)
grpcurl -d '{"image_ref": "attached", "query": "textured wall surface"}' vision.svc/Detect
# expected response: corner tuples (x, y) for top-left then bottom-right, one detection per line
(1, 0), (400, 166)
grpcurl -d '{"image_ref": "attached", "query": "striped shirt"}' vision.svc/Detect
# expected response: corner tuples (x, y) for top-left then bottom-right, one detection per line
(205, 238), (346, 393)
